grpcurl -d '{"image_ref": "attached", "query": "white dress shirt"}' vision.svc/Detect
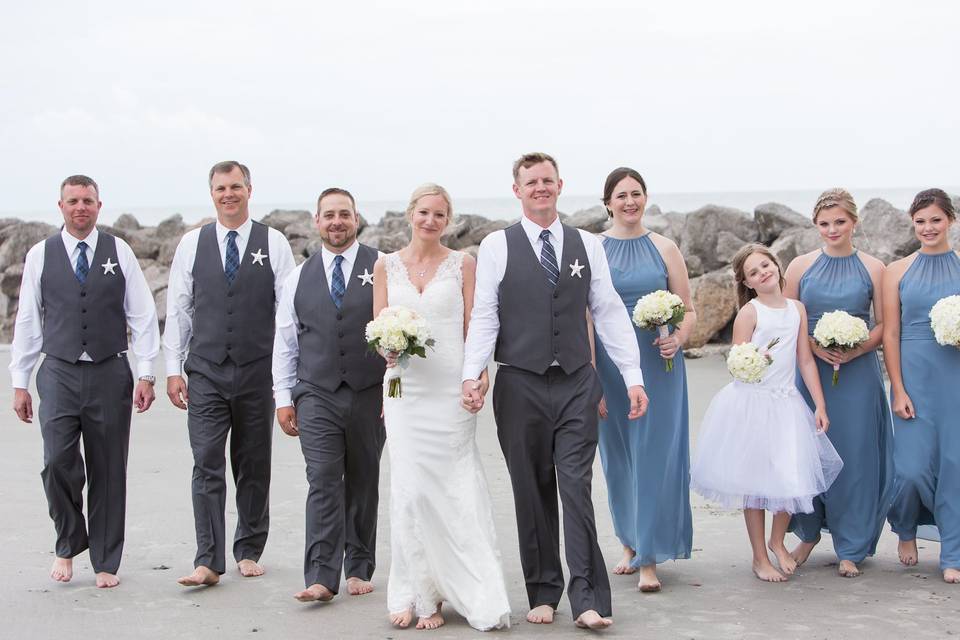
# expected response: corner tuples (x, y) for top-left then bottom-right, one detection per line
(462, 215), (644, 388)
(272, 241), (382, 408)
(162, 218), (297, 377)
(9, 227), (161, 388)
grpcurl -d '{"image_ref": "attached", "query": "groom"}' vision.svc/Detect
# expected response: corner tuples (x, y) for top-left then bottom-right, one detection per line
(273, 188), (386, 602)
(462, 152), (647, 630)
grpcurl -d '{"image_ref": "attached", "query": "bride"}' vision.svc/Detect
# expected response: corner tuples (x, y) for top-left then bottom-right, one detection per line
(372, 184), (511, 631)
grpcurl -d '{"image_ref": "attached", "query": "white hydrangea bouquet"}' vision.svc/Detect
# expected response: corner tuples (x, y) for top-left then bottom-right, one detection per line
(632, 290), (686, 371)
(726, 338), (780, 384)
(812, 310), (870, 385)
(365, 305), (435, 398)
(930, 295), (960, 348)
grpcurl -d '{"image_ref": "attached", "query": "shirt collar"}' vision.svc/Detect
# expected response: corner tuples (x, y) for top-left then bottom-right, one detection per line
(216, 217), (253, 244)
(520, 214), (563, 245)
(61, 226), (99, 255)
(322, 240), (360, 272)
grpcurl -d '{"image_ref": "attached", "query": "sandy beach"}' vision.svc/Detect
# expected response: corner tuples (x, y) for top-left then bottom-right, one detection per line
(0, 350), (954, 639)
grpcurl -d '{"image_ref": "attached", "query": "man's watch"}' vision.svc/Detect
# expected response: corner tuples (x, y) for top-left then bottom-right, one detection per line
(138, 375), (156, 385)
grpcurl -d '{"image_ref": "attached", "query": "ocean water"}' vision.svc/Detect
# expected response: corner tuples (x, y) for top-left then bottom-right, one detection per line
(6, 187), (954, 228)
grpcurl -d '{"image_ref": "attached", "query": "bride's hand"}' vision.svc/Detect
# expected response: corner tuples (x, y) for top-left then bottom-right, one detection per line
(378, 348), (399, 368)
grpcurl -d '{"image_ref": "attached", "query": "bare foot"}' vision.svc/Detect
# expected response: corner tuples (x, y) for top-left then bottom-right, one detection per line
(752, 558), (788, 583)
(790, 536), (820, 567)
(96, 572), (120, 588)
(944, 568), (960, 584)
(416, 603), (445, 630)
(390, 608), (414, 628)
(527, 604), (555, 624)
(177, 566), (220, 587)
(574, 610), (613, 629)
(613, 546), (637, 575)
(898, 539), (918, 566)
(50, 557), (73, 583)
(638, 564), (661, 592)
(346, 576), (374, 595)
(237, 559), (264, 577)
(293, 583), (334, 602)
(768, 543), (797, 575)
(838, 560), (861, 578)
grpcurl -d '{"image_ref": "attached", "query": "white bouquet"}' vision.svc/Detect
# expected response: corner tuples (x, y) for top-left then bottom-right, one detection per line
(930, 295), (960, 348)
(632, 289), (686, 372)
(365, 305), (435, 398)
(812, 310), (870, 385)
(726, 338), (780, 384)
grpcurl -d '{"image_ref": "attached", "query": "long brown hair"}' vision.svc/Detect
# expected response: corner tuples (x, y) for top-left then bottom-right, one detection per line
(731, 243), (785, 307)
(909, 188), (956, 221)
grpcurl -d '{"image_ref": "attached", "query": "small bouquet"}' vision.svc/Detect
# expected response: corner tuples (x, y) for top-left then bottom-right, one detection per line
(929, 295), (960, 348)
(812, 310), (870, 385)
(726, 338), (780, 384)
(365, 306), (435, 398)
(632, 290), (686, 371)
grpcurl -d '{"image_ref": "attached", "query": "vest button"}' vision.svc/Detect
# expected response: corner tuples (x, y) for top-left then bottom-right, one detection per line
(554, 329), (559, 336)
(80, 291), (87, 297)
(340, 350), (346, 356)
(82, 325), (87, 330)
(81, 308), (87, 313)
(82, 340), (87, 346)
(226, 344), (232, 350)
(227, 291), (234, 297)
(552, 292), (558, 299)
(554, 311), (559, 317)
(227, 328), (233, 333)
(340, 368), (347, 374)
(228, 310), (233, 315)
(337, 313), (343, 321)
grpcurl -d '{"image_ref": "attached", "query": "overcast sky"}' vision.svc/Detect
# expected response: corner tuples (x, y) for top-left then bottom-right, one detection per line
(2, 0), (957, 215)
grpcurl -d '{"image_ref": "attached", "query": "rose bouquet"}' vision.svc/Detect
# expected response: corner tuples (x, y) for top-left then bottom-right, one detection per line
(365, 305), (435, 398)
(930, 295), (960, 348)
(812, 310), (870, 385)
(632, 290), (686, 371)
(726, 338), (780, 384)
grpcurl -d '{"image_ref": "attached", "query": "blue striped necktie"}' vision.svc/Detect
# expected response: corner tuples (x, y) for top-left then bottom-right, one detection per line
(539, 230), (559, 287)
(330, 255), (346, 308)
(224, 230), (239, 284)
(75, 241), (89, 283)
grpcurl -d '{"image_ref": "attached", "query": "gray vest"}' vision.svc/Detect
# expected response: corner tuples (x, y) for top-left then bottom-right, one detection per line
(494, 223), (592, 375)
(189, 222), (276, 365)
(40, 232), (128, 363)
(294, 244), (385, 392)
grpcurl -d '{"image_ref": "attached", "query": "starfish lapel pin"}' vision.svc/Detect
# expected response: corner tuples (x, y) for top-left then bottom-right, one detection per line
(250, 249), (267, 266)
(101, 258), (118, 275)
(569, 259), (585, 278)
(358, 268), (374, 286)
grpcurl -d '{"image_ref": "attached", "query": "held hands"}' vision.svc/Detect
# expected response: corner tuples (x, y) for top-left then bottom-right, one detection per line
(13, 388), (33, 423)
(134, 380), (156, 413)
(892, 390), (916, 420)
(814, 406), (830, 433)
(627, 385), (649, 419)
(461, 379), (484, 413)
(277, 406), (299, 436)
(167, 375), (189, 410)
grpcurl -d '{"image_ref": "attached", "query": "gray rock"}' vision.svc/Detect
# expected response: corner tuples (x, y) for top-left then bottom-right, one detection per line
(754, 202), (811, 244)
(113, 213), (142, 231)
(687, 266), (738, 348)
(770, 226), (822, 268)
(1, 264), (24, 298)
(153, 288), (167, 332)
(643, 207), (684, 243)
(156, 214), (186, 239)
(261, 209), (312, 234)
(442, 214), (509, 250)
(677, 205), (759, 276)
(358, 211), (412, 252)
(96, 224), (131, 243)
(0, 221), (57, 271)
(140, 263), (170, 294)
(157, 236), (182, 264)
(856, 198), (919, 264)
(284, 220), (317, 240)
(566, 206), (610, 233)
(126, 229), (161, 260)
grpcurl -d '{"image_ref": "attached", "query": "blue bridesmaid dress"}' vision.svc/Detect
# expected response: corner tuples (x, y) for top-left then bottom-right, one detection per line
(887, 250), (960, 570)
(594, 234), (692, 568)
(790, 251), (895, 562)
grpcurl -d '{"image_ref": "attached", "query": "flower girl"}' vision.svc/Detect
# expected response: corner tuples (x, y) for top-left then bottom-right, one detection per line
(691, 244), (843, 582)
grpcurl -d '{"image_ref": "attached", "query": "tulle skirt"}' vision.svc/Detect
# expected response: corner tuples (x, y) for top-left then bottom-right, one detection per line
(691, 382), (844, 514)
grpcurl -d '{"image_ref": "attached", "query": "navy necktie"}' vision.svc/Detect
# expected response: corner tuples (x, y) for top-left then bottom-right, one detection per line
(539, 230), (559, 287)
(331, 255), (346, 308)
(225, 230), (239, 285)
(75, 241), (89, 284)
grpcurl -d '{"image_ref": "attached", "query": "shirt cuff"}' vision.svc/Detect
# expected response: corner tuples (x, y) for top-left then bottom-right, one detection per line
(461, 365), (484, 383)
(621, 368), (645, 388)
(11, 371), (30, 389)
(136, 360), (153, 379)
(165, 358), (183, 377)
(274, 389), (293, 408)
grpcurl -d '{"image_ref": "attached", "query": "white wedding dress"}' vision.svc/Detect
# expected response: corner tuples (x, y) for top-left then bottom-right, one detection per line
(383, 251), (511, 631)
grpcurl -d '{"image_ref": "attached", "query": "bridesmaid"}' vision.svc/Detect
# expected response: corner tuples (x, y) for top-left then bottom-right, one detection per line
(882, 188), (960, 584)
(783, 188), (894, 577)
(593, 167), (695, 592)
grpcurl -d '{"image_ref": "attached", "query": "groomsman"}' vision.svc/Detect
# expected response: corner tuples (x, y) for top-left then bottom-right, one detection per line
(10, 175), (160, 588)
(273, 187), (386, 602)
(462, 153), (647, 629)
(164, 161), (295, 586)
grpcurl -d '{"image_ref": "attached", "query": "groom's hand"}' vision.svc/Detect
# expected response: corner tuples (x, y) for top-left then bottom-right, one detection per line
(461, 380), (484, 414)
(277, 406), (299, 436)
(626, 385), (648, 419)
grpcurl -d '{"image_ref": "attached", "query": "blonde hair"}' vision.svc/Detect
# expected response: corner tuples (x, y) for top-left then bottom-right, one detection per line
(405, 183), (453, 227)
(731, 243), (785, 307)
(813, 188), (858, 223)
